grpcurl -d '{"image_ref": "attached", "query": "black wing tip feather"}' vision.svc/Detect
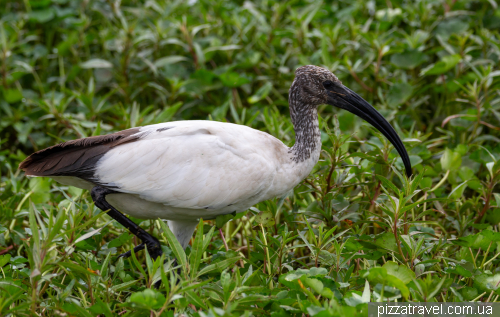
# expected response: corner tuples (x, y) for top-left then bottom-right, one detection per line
(19, 128), (141, 177)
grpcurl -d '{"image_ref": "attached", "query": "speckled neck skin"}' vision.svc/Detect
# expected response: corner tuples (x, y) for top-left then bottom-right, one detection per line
(288, 65), (340, 163)
(288, 94), (321, 163)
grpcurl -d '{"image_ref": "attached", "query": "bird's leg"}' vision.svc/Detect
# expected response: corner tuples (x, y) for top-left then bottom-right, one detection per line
(90, 186), (162, 260)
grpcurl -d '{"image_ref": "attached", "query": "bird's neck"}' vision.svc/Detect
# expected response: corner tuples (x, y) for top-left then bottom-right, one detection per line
(289, 103), (321, 164)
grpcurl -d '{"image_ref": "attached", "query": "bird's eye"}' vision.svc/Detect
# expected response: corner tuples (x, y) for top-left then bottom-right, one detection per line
(322, 80), (335, 90)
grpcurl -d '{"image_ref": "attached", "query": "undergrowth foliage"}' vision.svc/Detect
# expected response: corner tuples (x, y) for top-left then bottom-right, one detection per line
(1, 0), (500, 316)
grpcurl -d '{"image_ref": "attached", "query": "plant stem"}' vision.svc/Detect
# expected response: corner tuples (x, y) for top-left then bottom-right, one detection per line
(219, 228), (229, 252)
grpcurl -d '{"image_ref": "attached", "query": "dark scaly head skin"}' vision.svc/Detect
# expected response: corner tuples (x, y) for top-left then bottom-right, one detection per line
(288, 66), (334, 162)
(291, 65), (342, 107)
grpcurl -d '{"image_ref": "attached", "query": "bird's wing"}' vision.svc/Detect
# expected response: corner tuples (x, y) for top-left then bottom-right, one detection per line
(94, 121), (287, 209)
(19, 128), (142, 181)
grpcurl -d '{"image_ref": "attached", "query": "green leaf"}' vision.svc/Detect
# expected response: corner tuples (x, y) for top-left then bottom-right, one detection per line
(128, 288), (166, 310)
(410, 166), (425, 193)
(452, 234), (478, 247)
(308, 267), (328, 277)
(74, 227), (103, 245)
(455, 144), (469, 155)
(446, 264), (472, 278)
(0, 254), (11, 267)
(482, 230), (500, 242)
(363, 267), (409, 299)
(108, 232), (132, 248)
(215, 213), (234, 229)
(29, 177), (51, 204)
(283, 267), (329, 278)
(390, 50), (427, 69)
(419, 177), (432, 189)
(349, 152), (386, 164)
(58, 261), (98, 278)
(190, 219), (204, 278)
(383, 261), (415, 284)
(155, 102), (183, 123)
(304, 277), (324, 294)
(361, 280), (371, 303)
(376, 175), (401, 196)
(89, 298), (113, 317)
(185, 290), (208, 309)
(440, 148), (462, 171)
(248, 82), (272, 104)
(458, 166), (475, 181)
(10, 256), (28, 265)
(436, 18), (469, 40)
(80, 59), (113, 69)
(487, 208), (500, 225)
(204, 44), (241, 53)
(254, 209), (275, 227)
(449, 181), (467, 199)
(28, 9), (55, 23)
(474, 273), (500, 292)
(29, 204), (40, 254)
(461, 287), (478, 301)
(197, 256), (241, 277)
(400, 197), (443, 213)
(154, 56), (188, 68)
(30, 0), (52, 8)
(158, 220), (187, 274)
(421, 54), (461, 76)
(387, 83), (413, 108)
(219, 72), (250, 88)
(61, 303), (94, 317)
(427, 277), (447, 299)
(374, 232), (398, 253)
(375, 8), (402, 21)
(100, 252), (112, 280)
(396, 155), (423, 172)
(190, 69), (216, 85)
(111, 280), (137, 292)
(202, 225), (215, 252)
(3, 89), (23, 103)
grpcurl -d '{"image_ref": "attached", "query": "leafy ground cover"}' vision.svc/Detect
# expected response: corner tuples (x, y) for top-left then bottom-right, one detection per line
(1, 0), (500, 316)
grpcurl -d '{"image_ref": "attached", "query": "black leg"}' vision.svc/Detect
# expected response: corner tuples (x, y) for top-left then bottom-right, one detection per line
(90, 186), (163, 260)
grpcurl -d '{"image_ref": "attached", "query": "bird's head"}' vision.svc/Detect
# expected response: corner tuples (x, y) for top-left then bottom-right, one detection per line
(291, 65), (412, 177)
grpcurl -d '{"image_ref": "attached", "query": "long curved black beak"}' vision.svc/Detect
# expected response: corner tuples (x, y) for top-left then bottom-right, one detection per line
(326, 84), (412, 177)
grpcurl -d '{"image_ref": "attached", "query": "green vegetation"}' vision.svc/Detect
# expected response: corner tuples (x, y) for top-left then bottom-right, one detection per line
(1, 0), (500, 315)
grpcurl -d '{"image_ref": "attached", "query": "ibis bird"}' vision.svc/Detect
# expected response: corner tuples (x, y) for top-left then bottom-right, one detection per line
(20, 65), (412, 261)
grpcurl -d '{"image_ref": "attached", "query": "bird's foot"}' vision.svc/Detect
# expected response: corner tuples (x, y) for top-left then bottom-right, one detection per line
(144, 235), (163, 259)
(116, 235), (163, 289)
(117, 243), (145, 259)
(116, 236), (163, 260)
